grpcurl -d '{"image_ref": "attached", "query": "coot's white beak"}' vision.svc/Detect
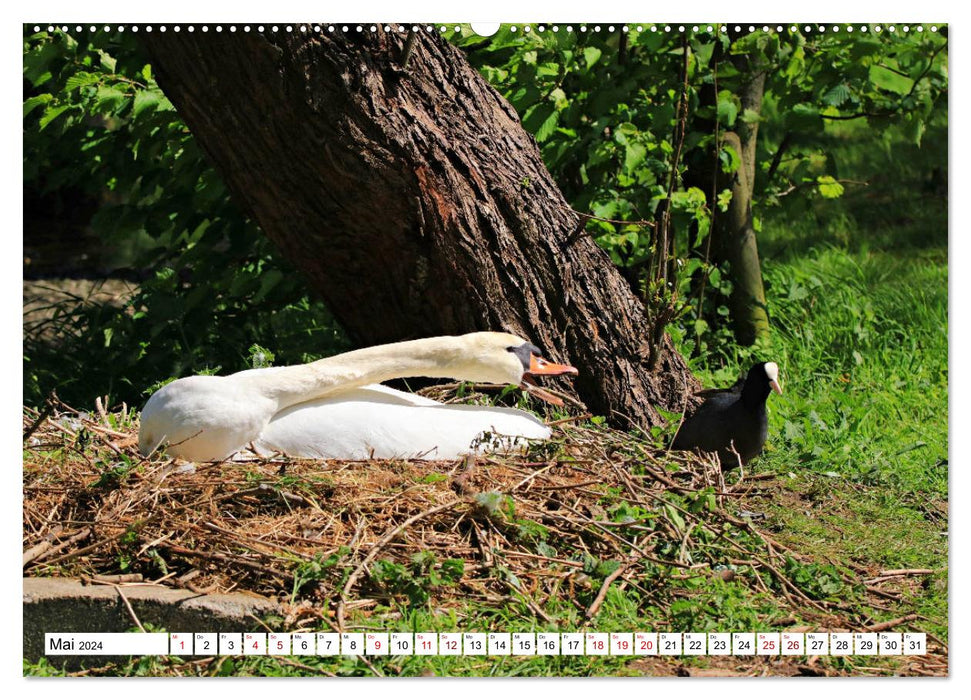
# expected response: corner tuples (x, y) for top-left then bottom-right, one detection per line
(765, 362), (783, 395)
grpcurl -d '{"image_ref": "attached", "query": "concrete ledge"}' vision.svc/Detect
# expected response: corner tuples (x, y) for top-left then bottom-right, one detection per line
(23, 577), (281, 667)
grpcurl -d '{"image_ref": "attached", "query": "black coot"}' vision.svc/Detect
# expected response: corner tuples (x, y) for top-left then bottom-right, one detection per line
(672, 362), (783, 468)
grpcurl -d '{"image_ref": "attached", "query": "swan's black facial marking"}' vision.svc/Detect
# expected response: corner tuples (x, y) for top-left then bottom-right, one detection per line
(507, 342), (542, 371)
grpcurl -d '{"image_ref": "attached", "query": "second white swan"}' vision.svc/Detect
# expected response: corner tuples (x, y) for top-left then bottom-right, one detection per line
(138, 332), (578, 462)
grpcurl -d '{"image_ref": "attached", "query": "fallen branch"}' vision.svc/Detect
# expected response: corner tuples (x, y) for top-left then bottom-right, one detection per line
(878, 568), (936, 577)
(865, 613), (920, 632)
(585, 561), (630, 620)
(114, 584), (146, 633)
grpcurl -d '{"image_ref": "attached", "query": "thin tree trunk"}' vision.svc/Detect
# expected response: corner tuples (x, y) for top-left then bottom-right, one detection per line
(140, 27), (697, 427)
(719, 131), (770, 345)
(692, 34), (770, 347)
(724, 60), (770, 346)
(736, 70), (766, 192)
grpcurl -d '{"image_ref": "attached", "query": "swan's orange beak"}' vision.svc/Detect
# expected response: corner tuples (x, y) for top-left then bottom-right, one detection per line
(521, 354), (578, 405)
(527, 354), (579, 377)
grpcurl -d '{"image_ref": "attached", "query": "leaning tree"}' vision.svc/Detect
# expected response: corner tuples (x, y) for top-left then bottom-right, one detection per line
(139, 27), (697, 427)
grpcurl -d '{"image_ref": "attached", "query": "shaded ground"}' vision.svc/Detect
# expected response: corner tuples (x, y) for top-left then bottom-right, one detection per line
(23, 278), (136, 342)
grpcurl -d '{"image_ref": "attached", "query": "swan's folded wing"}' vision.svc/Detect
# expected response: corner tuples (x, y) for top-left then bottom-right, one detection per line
(317, 383), (443, 407)
(252, 386), (551, 460)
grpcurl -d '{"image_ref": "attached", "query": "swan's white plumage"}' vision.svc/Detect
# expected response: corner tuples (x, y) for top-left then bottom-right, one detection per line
(138, 332), (569, 462)
(253, 384), (551, 460)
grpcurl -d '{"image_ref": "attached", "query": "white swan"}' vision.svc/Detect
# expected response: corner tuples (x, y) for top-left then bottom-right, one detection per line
(138, 332), (578, 462)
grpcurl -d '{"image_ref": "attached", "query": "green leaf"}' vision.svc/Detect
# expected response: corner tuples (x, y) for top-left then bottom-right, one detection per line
(254, 268), (284, 303)
(592, 200), (619, 220)
(23, 94), (52, 118)
(38, 104), (71, 130)
(849, 38), (884, 61)
(133, 89), (161, 118)
(821, 83), (851, 107)
(23, 39), (61, 87)
(583, 46), (602, 68)
(869, 64), (914, 95)
(816, 175), (844, 199)
(623, 141), (647, 173)
(671, 187), (706, 211)
(535, 107), (560, 143)
(94, 85), (128, 114)
(663, 503), (685, 532)
(784, 45), (805, 79)
(903, 114), (926, 146)
(716, 189), (733, 212)
(719, 144), (741, 174)
(716, 91), (738, 126)
(98, 50), (117, 73)
(739, 108), (761, 125)
(65, 72), (100, 92)
(783, 420), (804, 441)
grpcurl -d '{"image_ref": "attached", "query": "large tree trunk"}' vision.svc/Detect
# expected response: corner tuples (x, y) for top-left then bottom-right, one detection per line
(140, 27), (696, 427)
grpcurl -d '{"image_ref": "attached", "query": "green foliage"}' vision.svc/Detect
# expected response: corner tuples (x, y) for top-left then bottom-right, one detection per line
(24, 24), (947, 419)
(782, 557), (846, 600)
(816, 175), (845, 199)
(457, 26), (702, 277)
(23, 28), (349, 409)
(456, 24), (947, 346)
(369, 552), (465, 606)
(248, 344), (276, 369)
(667, 578), (769, 631)
(21, 28), (948, 679)
(23, 657), (69, 676)
(291, 547), (351, 600)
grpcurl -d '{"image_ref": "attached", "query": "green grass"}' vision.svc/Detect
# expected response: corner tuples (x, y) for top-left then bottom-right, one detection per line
(683, 243), (947, 498)
(686, 115), (948, 495)
(766, 246), (946, 492)
(668, 186), (949, 655)
(21, 589), (784, 678)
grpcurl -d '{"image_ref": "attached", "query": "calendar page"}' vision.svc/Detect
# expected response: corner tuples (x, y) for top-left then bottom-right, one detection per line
(21, 0), (949, 682)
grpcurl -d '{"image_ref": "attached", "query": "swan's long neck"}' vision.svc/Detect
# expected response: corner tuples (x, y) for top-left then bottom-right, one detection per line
(237, 336), (477, 411)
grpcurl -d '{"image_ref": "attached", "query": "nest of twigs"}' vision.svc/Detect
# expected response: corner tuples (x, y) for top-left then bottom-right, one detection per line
(22, 390), (946, 675)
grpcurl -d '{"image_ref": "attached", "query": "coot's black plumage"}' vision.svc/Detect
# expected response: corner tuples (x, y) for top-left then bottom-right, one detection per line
(672, 362), (782, 468)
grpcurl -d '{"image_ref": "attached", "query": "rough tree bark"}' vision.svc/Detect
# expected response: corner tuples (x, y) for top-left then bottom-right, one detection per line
(140, 27), (697, 427)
